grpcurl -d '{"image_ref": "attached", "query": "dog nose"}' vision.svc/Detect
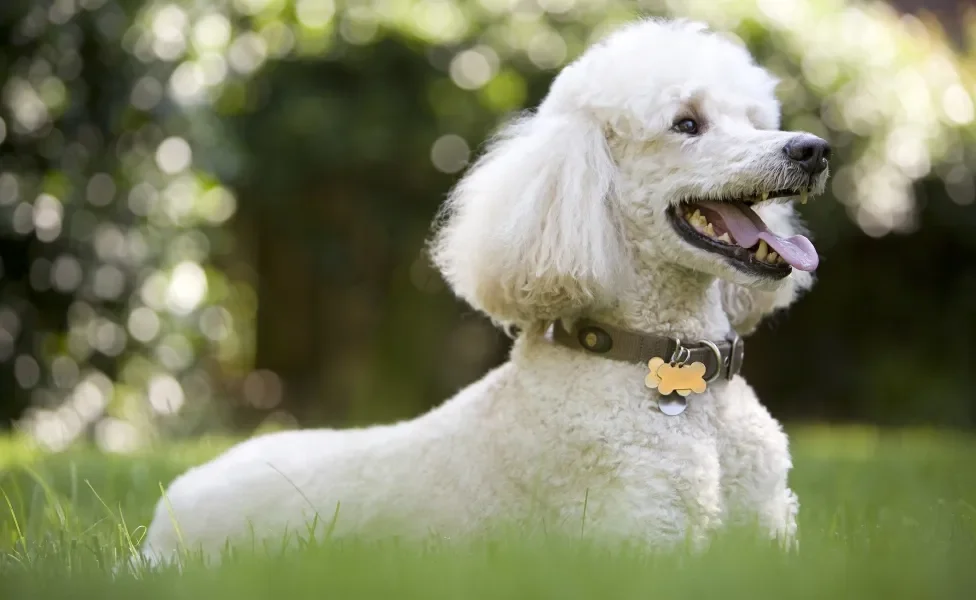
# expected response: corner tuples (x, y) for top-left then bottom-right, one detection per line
(783, 135), (831, 175)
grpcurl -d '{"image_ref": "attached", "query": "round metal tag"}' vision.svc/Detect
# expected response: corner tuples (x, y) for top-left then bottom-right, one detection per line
(658, 394), (687, 416)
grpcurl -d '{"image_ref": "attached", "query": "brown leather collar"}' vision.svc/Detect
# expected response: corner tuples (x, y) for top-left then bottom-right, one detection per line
(549, 319), (744, 383)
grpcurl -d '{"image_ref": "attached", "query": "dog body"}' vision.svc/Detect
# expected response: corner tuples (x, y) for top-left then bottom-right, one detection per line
(142, 19), (826, 562)
(143, 335), (795, 557)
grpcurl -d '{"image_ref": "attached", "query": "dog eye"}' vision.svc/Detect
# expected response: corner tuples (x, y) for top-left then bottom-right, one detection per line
(673, 118), (700, 135)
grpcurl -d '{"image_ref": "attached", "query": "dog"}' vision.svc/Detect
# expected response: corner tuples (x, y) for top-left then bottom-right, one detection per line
(141, 18), (829, 563)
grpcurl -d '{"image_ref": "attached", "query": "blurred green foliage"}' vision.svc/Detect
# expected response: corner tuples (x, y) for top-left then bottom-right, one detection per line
(1, 0), (975, 451)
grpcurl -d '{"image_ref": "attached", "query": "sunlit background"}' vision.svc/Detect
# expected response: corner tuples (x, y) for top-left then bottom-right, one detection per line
(0, 0), (974, 454)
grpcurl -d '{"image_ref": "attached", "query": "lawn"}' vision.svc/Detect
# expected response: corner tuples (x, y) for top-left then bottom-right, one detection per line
(1, 425), (974, 598)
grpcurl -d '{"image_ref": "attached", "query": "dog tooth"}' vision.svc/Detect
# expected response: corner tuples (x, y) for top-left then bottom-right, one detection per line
(704, 223), (715, 237)
(755, 240), (768, 261)
(717, 233), (732, 243)
(776, 255), (786, 264)
(761, 192), (769, 201)
(800, 189), (808, 204)
(767, 251), (779, 263)
(692, 209), (702, 221)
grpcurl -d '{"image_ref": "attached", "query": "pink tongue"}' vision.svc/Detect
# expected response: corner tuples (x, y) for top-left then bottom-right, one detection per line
(700, 202), (819, 271)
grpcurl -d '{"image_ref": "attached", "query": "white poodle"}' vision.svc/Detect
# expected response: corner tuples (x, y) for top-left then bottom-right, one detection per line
(141, 18), (830, 562)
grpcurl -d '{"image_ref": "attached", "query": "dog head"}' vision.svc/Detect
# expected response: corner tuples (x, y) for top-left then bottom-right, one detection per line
(432, 19), (829, 330)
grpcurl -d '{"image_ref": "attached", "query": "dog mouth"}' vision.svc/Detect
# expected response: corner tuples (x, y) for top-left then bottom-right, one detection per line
(666, 189), (820, 279)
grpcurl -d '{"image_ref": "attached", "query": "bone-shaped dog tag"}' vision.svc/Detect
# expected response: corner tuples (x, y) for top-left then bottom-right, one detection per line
(645, 357), (707, 416)
(645, 357), (707, 396)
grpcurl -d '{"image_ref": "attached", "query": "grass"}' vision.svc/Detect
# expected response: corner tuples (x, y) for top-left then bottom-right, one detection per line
(0, 425), (974, 598)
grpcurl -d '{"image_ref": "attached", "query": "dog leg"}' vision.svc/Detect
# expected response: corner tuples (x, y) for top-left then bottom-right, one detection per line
(573, 437), (725, 549)
(713, 378), (799, 548)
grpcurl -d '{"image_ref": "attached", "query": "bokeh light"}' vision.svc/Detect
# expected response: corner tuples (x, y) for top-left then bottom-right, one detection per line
(430, 134), (471, 173)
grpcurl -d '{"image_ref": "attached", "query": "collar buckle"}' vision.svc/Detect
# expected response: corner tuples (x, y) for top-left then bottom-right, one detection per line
(726, 332), (744, 378)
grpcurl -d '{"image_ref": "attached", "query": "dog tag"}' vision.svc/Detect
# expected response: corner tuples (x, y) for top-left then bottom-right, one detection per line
(645, 356), (705, 417)
(658, 394), (687, 416)
(644, 357), (707, 396)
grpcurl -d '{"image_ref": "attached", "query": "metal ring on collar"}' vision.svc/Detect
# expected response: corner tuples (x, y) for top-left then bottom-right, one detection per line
(698, 339), (723, 383)
(670, 338), (692, 365)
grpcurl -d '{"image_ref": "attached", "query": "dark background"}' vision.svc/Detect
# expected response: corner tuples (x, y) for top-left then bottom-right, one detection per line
(1, 0), (974, 452)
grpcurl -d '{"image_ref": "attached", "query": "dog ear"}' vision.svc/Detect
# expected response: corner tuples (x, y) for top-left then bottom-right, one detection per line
(719, 202), (815, 335)
(431, 111), (626, 332)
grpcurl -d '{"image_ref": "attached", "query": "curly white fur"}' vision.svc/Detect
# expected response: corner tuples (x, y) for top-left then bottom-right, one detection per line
(141, 18), (826, 563)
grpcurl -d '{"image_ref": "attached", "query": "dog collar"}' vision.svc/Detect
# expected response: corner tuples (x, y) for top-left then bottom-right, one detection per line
(549, 319), (744, 415)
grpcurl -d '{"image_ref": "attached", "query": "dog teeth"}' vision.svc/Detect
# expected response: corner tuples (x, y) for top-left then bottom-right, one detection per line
(683, 208), (730, 240)
(761, 192), (769, 201)
(755, 239), (768, 261)
(776, 255), (786, 264)
(767, 251), (778, 263)
(800, 189), (808, 204)
(685, 209), (715, 236)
